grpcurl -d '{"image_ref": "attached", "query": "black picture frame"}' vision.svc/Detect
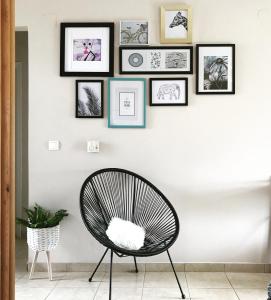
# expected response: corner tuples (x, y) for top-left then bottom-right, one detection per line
(149, 78), (188, 106)
(119, 46), (193, 74)
(196, 44), (235, 95)
(60, 22), (114, 77)
(76, 80), (104, 118)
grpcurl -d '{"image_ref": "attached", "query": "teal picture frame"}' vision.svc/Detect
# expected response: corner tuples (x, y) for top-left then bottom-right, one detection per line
(108, 78), (146, 128)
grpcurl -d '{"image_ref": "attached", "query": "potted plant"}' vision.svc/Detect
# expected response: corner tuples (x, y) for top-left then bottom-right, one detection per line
(16, 204), (68, 280)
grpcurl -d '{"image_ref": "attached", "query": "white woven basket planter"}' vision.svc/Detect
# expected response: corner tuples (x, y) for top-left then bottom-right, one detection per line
(27, 225), (60, 280)
(27, 225), (60, 252)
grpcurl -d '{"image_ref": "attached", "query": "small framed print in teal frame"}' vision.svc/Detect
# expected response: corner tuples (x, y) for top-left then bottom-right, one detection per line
(108, 78), (146, 128)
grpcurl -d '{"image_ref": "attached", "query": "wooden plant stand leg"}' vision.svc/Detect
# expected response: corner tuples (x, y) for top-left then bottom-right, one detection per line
(29, 251), (39, 280)
(46, 251), (53, 281)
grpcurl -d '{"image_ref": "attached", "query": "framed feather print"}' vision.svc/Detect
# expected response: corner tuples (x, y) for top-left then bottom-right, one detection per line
(76, 80), (104, 118)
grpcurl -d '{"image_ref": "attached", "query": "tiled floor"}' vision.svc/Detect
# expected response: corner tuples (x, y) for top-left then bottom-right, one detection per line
(15, 270), (270, 300)
(15, 239), (270, 299)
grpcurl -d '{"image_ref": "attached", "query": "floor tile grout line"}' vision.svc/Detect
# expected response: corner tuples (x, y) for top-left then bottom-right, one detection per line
(225, 272), (241, 300)
(43, 282), (58, 300)
(184, 271), (192, 299)
(141, 270), (146, 300)
(93, 278), (103, 300)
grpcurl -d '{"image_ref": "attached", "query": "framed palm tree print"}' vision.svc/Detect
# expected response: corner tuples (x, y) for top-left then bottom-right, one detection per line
(196, 44), (235, 94)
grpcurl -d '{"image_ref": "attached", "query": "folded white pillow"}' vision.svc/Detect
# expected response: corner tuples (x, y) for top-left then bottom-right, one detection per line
(106, 217), (145, 250)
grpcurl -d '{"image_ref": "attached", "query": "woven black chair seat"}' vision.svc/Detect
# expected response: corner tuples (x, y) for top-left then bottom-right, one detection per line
(80, 168), (179, 257)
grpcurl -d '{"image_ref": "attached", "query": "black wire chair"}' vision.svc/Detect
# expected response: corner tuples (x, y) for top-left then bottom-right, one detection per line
(80, 168), (185, 299)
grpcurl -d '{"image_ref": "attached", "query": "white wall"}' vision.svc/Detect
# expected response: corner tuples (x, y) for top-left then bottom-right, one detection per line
(15, 0), (271, 263)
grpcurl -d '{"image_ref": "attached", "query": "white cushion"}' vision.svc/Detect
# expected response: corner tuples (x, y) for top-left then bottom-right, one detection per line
(106, 217), (145, 250)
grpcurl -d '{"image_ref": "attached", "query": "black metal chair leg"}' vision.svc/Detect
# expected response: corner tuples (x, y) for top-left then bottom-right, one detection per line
(268, 281), (271, 300)
(133, 256), (138, 273)
(167, 250), (186, 299)
(89, 248), (109, 282)
(109, 250), (113, 300)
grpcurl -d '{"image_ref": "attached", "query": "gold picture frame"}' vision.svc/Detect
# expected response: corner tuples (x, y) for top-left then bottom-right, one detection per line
(160, 4), (192, 44)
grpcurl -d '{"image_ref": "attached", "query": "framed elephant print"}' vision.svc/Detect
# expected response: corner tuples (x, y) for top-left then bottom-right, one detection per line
(149, 78), (188, 106)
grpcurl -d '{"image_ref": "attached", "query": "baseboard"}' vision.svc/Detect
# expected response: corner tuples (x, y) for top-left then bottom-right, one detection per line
(26, 262), (271, 273)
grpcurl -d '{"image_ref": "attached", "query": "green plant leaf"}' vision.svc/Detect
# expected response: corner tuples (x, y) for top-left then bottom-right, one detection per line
(16, 218), (29, 227)
(16, 204), (68, 228)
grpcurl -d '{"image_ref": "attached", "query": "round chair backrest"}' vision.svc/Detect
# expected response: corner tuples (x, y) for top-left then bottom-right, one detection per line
(80, 168), (179, 254)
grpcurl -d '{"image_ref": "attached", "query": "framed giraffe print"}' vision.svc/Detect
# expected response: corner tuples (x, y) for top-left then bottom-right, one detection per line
(160, 4), (192, 44)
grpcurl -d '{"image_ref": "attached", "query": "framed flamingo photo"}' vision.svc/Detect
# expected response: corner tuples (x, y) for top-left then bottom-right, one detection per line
(60, 22), (114, 77)
(160, 4), (192, 44)
(149, 78), (188, 106)
(196, 44), (235, 94)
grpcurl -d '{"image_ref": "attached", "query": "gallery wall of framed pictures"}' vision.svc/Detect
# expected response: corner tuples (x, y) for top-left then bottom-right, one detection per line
(59, 5), (236, 129)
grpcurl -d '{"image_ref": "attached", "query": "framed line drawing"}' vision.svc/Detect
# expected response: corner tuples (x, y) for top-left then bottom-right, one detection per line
(60, 22), (114, 77)
(149, 78), (188, 106)
(108, 78), (146, 128)
(76, 80), (103, 118)
(119, 46), (193, 74)
(196, 44), (235, 94)
(120, 20), (149, 45)
(160, 4), (192, 44)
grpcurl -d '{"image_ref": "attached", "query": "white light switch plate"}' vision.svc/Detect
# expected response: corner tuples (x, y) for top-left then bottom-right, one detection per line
(87, 141), (99, 153)
(48, 140), (60, 151)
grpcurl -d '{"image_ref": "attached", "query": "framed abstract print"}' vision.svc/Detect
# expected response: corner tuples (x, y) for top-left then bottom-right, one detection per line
(108, 78), (146, 128)
(160, 4), (192, 44)
(120, 20), (149, 45)
(149, 78), (188, 106)
(60, 23), (114, 77)
(76, 80), (103, 118)
(119, 46), (193, 74)
(196, 44), (235, 94)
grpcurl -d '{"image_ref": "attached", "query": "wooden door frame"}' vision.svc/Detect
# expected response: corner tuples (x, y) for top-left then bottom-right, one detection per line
(0, 0), (15, 299)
